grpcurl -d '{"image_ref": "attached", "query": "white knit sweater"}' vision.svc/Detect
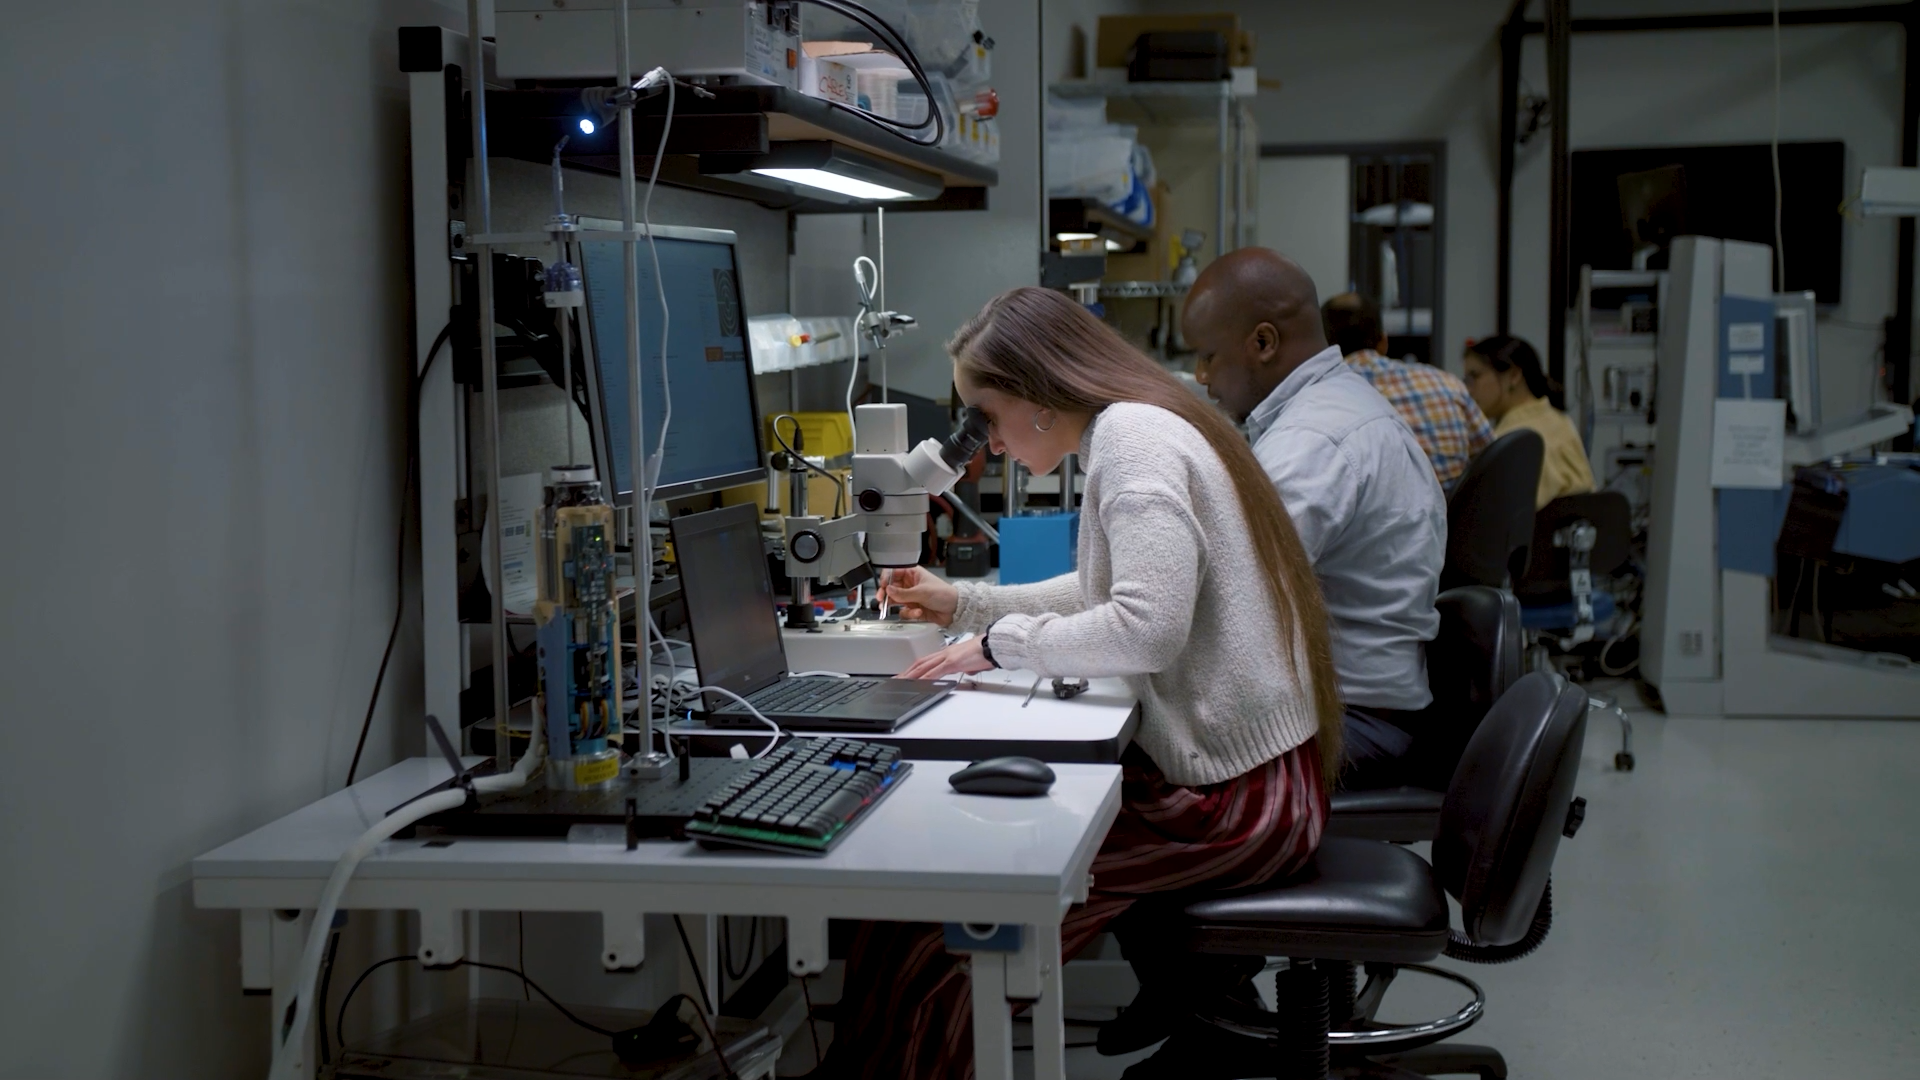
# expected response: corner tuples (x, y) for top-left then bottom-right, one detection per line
(952, 402), (1320, 787)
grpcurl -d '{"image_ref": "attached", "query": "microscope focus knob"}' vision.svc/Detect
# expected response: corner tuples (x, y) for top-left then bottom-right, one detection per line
(858, 488), (886, 513)
(791, 530), (824, 563)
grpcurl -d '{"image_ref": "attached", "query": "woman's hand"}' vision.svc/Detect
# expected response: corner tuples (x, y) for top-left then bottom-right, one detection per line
(901, 636), (993, 680)
(876, 566), (959, 627)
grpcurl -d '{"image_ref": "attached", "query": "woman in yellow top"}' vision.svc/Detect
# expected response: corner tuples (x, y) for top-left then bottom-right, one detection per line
(1461, 334), (1595, 509)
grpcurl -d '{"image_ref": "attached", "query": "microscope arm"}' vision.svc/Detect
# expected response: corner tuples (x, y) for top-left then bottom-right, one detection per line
(783, 512), (875, 586)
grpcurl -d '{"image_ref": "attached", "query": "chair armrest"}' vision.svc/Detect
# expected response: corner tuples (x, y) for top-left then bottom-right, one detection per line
(1327, 787), (1444, 842)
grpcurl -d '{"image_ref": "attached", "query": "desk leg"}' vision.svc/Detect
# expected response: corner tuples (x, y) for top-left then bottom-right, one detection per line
(269, 909), (314, 1079)
(968, 953), (1015, 1080)
(1029, 922), (1066, 1080)
(677, 913), (720, 1016)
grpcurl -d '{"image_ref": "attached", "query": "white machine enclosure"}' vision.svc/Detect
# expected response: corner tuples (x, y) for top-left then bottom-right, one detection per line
(495, 0), (800, 88)
(1642, 236), (1919, 717)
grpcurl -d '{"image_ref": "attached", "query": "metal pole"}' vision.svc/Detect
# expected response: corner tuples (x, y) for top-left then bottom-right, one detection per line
(1545, 0), (1572, 393)
(1894, 7), (1919, 450)
(1216, 84), (1229, 259)
(616, 0), (657, 758)
(787, 464), (814, 629)
(1497, 2), (1523, 334)
(469, 0), (510, 771)
(876, 206), (886, 402)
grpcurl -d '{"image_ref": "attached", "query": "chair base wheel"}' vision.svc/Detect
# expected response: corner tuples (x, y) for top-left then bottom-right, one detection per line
(1615, 751), (1634, 771)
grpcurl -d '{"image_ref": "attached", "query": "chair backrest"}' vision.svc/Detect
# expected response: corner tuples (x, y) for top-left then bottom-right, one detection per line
(1432, 671), (1588, 947)
(1443, 429), (1544, 591)
(1418, 586), (1526, 788)
(1514, 491), (1634, 602)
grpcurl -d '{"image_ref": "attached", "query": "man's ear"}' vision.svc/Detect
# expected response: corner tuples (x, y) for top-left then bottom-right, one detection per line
(1250, 321), (1281, 363)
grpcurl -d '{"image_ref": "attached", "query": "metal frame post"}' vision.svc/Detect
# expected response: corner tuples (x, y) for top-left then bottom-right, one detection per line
(465, 0), (510, 771)
(1497, 1), (1526, 334)
(1544, 0), (1572, 391)
(403, 32), (466, 750)
(1894, 6), (1919, 449)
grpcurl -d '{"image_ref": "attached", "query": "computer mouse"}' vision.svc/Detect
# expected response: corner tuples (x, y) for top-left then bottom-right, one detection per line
(948, 756), (1056, 798)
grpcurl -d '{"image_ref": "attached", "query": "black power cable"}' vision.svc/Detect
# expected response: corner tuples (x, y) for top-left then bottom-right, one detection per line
(720, 916), (759, 983)
(334, 955), (622, 1052)
(671, 915), (738, 1080)
(799, 974), (825, 1068)
(345, 323), (450, 788)
(792, 0), (948, 148)
(770, 415), (847, 519)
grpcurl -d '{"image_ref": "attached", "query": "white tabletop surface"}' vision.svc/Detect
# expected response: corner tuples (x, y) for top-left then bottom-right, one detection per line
(193, 754), (1124, 899)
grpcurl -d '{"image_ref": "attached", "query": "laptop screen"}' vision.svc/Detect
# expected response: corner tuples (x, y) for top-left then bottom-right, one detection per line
(669, 503), (789, 710)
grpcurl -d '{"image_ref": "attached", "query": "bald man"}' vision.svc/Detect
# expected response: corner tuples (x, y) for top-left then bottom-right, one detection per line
(1185, 249), (1447, 787)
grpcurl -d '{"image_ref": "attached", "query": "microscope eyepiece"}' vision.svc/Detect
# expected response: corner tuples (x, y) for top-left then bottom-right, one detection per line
(940, 407), (991, 470)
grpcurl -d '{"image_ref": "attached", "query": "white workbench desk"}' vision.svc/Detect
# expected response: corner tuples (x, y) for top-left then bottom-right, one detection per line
(193, 754), (1124, 1080)
(673, 669), (1141, 763)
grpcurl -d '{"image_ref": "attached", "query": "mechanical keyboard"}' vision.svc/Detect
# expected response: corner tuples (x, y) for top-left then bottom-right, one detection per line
(684, 737), (910, 855)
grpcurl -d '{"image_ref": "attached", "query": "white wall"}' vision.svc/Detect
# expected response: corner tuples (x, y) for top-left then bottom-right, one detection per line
(0, 1), (462, 1075)
(1512, 22), (1903, 425)
(1258, 155), (1353, 302)
(878, 0), (1049, 400)
(1130, 0), (1909, 401)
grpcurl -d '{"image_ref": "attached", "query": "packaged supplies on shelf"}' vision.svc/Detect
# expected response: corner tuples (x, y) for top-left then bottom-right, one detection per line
(1046, 127), (1136, 203)
(747, 314), (857, 374)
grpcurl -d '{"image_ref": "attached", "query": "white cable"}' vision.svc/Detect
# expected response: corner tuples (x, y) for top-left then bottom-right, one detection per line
(1771, 0), (1785, 294)
(790, 670), (852, 679)
(268, 726), (546, 1080)
(635, 66), (676, 759)
(688, 684), (785, 757)
(849, 256), (880, 434)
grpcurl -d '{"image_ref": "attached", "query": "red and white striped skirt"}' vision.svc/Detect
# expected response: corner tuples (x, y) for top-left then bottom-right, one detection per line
(826, 738), (1328, 1080)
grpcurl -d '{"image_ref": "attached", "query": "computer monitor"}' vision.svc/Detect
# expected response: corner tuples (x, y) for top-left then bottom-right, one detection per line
(579, 221), (764, 503)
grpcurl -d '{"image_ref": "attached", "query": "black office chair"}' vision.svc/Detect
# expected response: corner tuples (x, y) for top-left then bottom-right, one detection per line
(1328, 586), (1524, 842)
(1515, 491), (1638, 771)
(1441, 429), (1544, 591)
(1124, 672), (1589, 1080)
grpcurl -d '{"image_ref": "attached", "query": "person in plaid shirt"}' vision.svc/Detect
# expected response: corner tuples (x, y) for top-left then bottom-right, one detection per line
(1321, 292), (1493, 493)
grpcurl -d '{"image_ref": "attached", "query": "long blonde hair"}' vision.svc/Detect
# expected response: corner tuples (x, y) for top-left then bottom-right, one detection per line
(950, 287), (1343, 780)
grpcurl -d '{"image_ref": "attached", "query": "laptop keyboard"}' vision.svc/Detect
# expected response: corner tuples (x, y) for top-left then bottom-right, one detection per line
(732, 676), (886, 715)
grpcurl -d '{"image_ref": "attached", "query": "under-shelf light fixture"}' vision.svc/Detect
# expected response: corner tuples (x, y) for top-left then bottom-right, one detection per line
(704, 141), (944, 204)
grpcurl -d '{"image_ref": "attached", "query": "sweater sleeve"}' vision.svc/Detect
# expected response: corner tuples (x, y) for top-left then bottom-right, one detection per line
(985, 491), (1203, 678)
(949, 573), (1085, 635)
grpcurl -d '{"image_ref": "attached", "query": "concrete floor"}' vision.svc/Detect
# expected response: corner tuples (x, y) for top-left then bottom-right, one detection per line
(1023, 689), (1920, 1079)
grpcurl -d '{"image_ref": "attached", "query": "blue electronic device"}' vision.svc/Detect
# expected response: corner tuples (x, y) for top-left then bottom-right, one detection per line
(997, 511), (1079, 585)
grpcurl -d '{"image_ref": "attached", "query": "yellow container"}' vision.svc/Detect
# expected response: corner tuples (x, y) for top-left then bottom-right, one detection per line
(766, 411), (854, 460)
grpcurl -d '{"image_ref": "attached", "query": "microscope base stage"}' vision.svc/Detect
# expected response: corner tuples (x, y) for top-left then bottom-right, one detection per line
(782, 621), (946, 676)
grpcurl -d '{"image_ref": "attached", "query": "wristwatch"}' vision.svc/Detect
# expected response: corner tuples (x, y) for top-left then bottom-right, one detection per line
(980, 623), (1001, 668)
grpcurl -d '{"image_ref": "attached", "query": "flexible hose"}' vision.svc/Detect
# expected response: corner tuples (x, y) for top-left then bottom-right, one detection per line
(267, 733), (545, 1079)
(1444, 877), (1553, 964)
(266, 788), (466, 1080)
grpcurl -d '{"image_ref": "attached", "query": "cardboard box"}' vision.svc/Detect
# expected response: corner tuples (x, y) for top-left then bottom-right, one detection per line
(1102, 180), (1174, 283)
(1095, 14), (1254, 70)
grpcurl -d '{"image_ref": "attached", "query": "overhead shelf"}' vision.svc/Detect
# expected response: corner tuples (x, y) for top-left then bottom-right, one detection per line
(1101, 281), (1189, 299)
(485, 84), (996, 212)
(1050, 77), (1250, 123)
(1048, 198), (1152, 245)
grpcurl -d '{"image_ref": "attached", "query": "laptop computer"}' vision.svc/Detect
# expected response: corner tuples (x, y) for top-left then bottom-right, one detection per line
(669, 503), (951, 732)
